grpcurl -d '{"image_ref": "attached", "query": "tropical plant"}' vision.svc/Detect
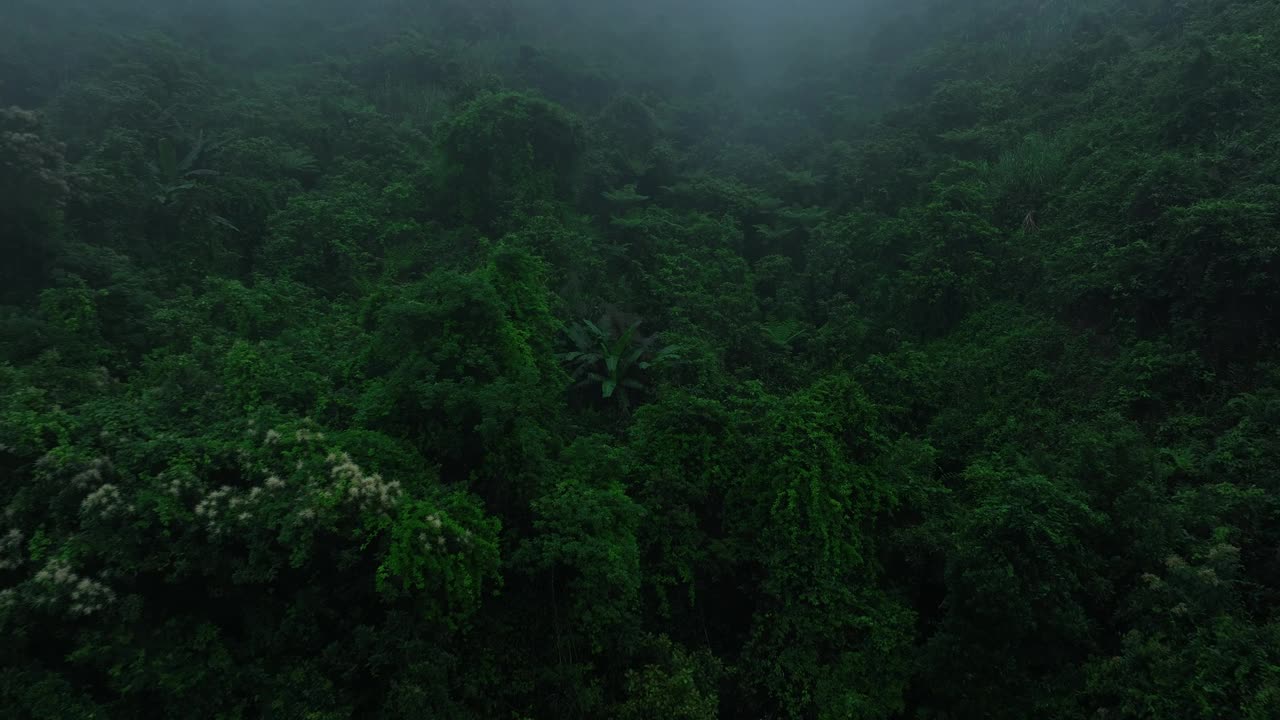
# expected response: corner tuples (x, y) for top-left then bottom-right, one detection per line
(146, 130), (239, 231)
(148, 131), (216, 205)
(560, 310), (680, 410)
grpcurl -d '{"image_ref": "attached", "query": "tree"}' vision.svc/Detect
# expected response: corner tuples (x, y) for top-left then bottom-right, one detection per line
(0, 106), (72, 299)
(436, 90), (583, 230)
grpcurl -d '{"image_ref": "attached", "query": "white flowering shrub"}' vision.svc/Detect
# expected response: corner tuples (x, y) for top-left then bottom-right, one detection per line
(80, 483), (129, 518)
(0, 528), (24, 570)
(31, 558), (116, 616)
(31, 449), (114, 492)
(0, 407), (503, 715)
(3, 411), (501, 617)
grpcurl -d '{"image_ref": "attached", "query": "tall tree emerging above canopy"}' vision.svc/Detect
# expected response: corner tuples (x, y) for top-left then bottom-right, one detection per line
(0, 106), (72, 300)
(436, 90), (583, 230)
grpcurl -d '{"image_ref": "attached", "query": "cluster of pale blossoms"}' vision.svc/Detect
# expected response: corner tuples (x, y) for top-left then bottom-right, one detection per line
(194, 485), (238, 534)
(33, 558), (116, 616)
(81, 483), (134, 519)
(71, 457), (113, 490)
(34, 453), (113, 490)
(295, 427), (325, 443)
(194, 481), (280, 535)
(259, 422), (324, 447)
(1, 106), (72, 200)
(416, 513), (474, 553)
(165, 469), (198, 498)
(0, 528), (24, 570)
(328, 451), (402, 512)
(185, 423), (410, 533)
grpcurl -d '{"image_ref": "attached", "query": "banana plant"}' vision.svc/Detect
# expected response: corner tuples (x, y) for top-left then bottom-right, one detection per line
(149, 131), (217, 206)
(147, 131), (239, 231)
(559, 313), (680, 410)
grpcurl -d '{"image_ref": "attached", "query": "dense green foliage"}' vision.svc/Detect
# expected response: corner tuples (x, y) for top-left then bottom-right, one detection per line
(3, 0), (1280, 717)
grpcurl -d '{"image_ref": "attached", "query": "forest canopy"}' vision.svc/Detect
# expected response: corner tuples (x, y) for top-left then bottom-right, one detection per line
(2, 1), (1279, 718)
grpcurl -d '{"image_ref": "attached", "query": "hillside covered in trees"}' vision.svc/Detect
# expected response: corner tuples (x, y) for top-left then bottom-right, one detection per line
(2, 0), (1279, 717)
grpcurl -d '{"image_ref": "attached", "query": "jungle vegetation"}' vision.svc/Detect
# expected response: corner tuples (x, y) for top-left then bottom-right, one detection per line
(2, 0), (1279, 717)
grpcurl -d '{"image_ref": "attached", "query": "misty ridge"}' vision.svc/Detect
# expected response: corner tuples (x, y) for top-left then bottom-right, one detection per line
(2, 1), (1279, 719)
